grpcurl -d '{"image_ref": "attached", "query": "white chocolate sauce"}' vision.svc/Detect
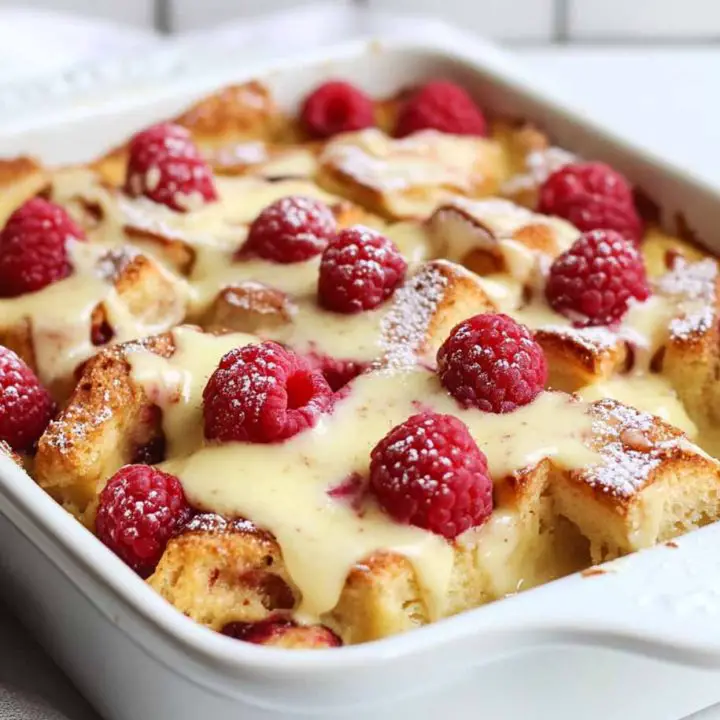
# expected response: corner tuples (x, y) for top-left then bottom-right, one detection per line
(128, 327), (597, 620)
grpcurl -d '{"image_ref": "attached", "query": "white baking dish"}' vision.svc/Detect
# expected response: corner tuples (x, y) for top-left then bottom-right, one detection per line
(2, 21), (720, 720)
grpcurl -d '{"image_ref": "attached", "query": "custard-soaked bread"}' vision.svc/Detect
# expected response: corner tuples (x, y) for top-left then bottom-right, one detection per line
(149, 514), (299, 630)
(317, 129), (505, 220)
(35, 260), (495, 522)
(0, 247), (187, 401)
(34, 332), (175, 521)
(553, 399), (720, 563)
(427, 196), (578, 278)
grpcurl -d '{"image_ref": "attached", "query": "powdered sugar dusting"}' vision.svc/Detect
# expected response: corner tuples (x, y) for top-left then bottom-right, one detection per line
(583, 399), (684, 497)
(379, 263), (449, 368)
(501, 146), (577, 195)
(656, 258), (718, 341)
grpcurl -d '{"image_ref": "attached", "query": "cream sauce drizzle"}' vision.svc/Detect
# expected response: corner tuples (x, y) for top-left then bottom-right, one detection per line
(128, 327), (597, 620)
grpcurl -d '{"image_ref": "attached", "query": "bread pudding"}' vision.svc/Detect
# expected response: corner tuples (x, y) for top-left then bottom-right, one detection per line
(1, 76), (719, 650)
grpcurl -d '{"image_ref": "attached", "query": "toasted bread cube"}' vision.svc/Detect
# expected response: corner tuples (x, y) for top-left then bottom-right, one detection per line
(148, 514), (299, 630)
(203, 283), (295, 334)
(552, 399), (720, 563)
(34, 333), (173, 521)
(318, 129), (505, 221)
(0, 157), (49, 225)
(0, 249), (187, 401)
(427, 196), (578, 280)
(536, 326), (628, 392)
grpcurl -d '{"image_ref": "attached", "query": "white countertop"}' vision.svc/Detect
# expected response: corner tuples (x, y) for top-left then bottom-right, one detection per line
(1, 44), (719, 720)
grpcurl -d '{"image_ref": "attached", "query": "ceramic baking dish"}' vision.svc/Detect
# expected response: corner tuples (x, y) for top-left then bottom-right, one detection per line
(2, 20), (720, 720)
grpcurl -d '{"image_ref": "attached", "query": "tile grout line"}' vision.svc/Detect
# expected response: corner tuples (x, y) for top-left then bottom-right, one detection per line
(553, 0), (569, 43)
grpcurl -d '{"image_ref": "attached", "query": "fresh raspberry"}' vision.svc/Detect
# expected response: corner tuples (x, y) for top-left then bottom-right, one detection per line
(369, 412), (492, 539)
(203, 342), (332, 444)
(318, 226), (407, 314)
(545, 229), (650, 327)
(0, 347), (54, 452)
(437, 313), (547, 413)
(305, 352), (368, 392)
(124, 122), (218, 212)
(300, 81), (375, 139)
(242, 196), (336, 263)
(0, 198), (86, 298)
(95, 465), (192, 578)
(538, 162), (643, 243)
(222, 618), (341, 648)
(395, 80), (487, 138)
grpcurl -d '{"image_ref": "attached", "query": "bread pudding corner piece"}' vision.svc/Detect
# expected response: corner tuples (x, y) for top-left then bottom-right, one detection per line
(34, 332), (175, 523)
(316, 128), (506, 221)
(0, 248), (187, 401)
(653, 257), (720, 453)
(148, 514), (299, 630)
(92, 81), (293, 187)
(0, 156), (50, 225)
(552, 398), (720, 565)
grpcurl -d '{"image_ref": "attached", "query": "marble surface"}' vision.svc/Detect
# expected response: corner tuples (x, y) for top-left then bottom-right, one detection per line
(1, 44), (719, 720)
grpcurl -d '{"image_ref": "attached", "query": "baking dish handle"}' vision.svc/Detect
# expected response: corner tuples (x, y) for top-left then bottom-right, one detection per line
(479, 523), (720, 667)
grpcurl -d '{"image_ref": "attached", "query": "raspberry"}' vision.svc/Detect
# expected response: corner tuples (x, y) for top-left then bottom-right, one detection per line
(242, 196), (336, 263)
(0, 347), (54, 452)
(124, 122), (218, 212)
(0, 198), (86, 298)
(538, 162), (643, 244)
(222, 618), (341, 648)
(545, 229), (650, 327)
(437, 313), (547, 413)
(369, 412), (493, 539)
(300, 81), (375, 139)
(318, 226), (407, 314)
(305, 352), (368, 392)
(395, 80), (487, 138)
(203, 342), (332, 444)
(95, 465), (192, 578)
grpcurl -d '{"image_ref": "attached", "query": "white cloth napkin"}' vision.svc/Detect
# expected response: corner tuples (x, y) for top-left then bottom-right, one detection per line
(0, 8), (157, 88)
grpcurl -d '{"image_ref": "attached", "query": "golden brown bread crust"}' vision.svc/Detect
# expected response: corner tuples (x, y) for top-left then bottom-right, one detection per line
(35, 332), (174, 521)
(0, 157), (49, 225)
(203, 283), (295, 334)
(148, 514), (299, 630)
(0, 249), (187, 401)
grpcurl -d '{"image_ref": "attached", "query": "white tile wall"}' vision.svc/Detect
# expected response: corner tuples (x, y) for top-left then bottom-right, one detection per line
(168, 0), (336, 32)
(568, 0), (720, 39)
(365, 0), (555, 40)
(0, 0), (154, 27)
(5, 0), (720, 41)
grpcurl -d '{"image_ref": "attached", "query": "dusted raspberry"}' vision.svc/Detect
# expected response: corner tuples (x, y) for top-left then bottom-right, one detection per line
(538, 162), (643, 244)
(95, 465), (192, 578)
(369, 412), (493, 539)
(0, 198), (86, 298)
(545, 229), (650, 327)
(203, 341), (333, 443)
(305, 352), (368, 392)
(300, 81), (375, 139)
(124, 122), (218, 212)
(0, 346), (55, 452)
(318, 226), (407, 314)
(242, 196), (336, 263)
(437, 313), (547, 413)
(395, 80), (487, 138)
(222, 618), (341, 648)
